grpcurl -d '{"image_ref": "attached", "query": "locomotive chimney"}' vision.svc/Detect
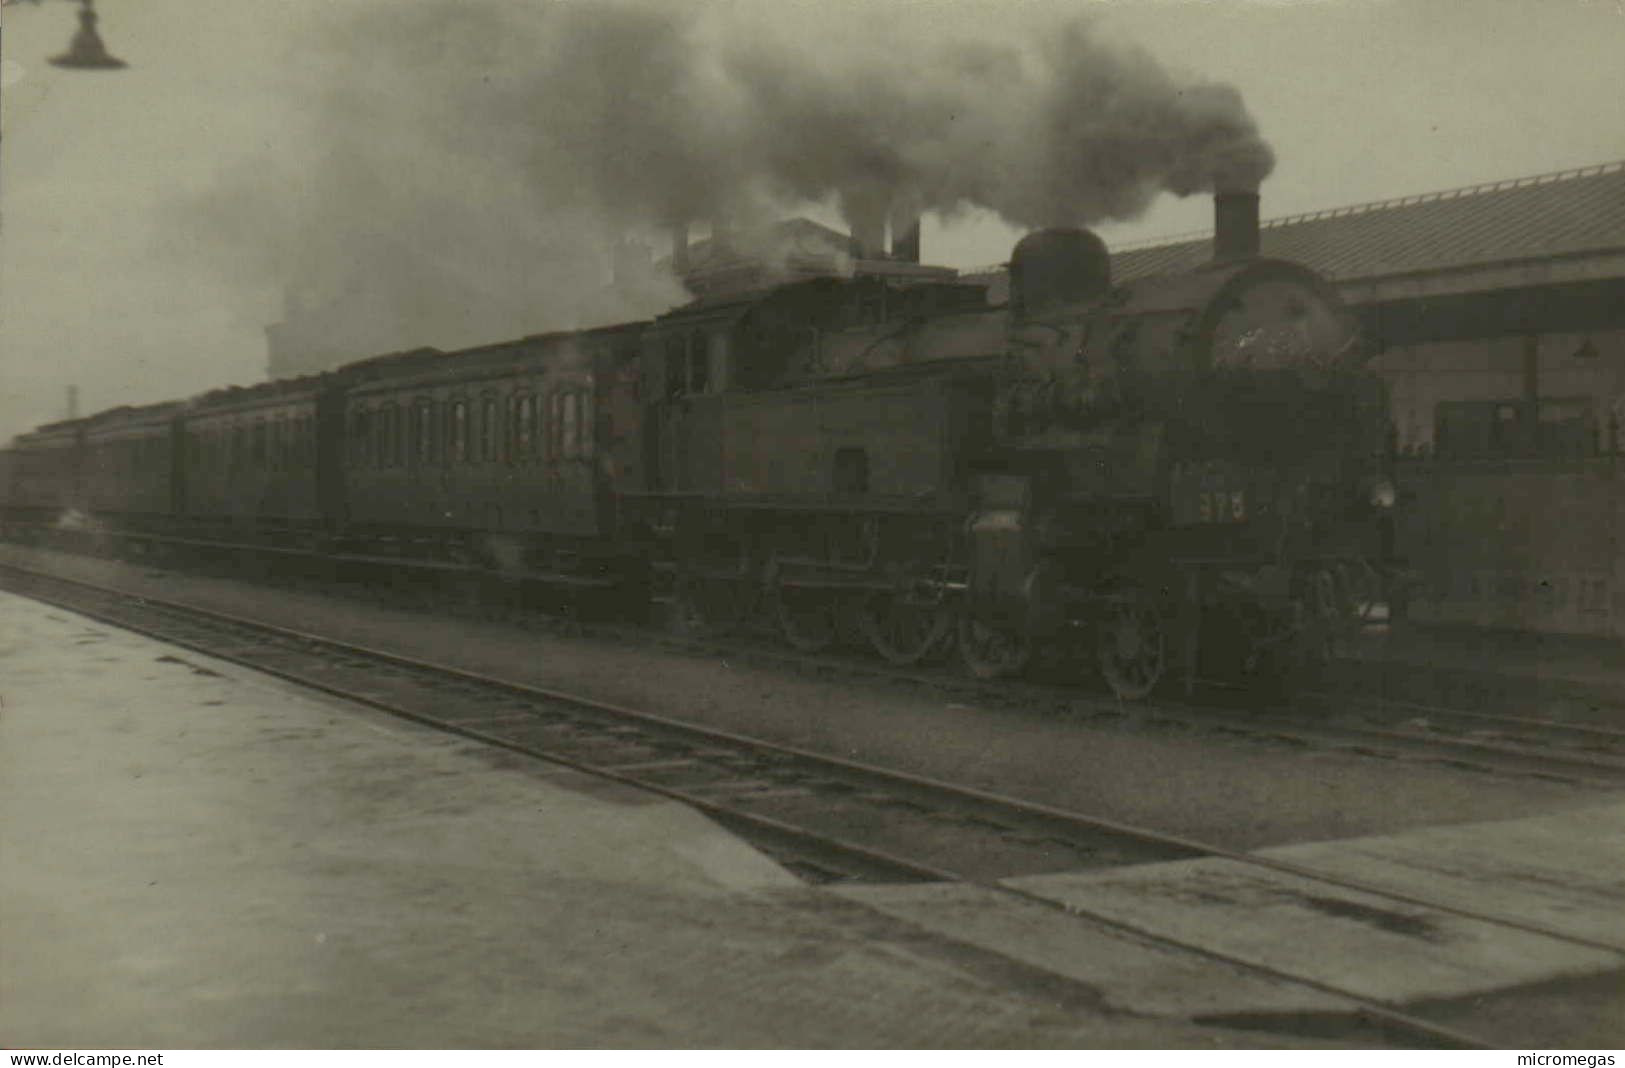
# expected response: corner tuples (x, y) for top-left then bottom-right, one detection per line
(889, 202), (921, 263)
(1213, 189), (1261, 263)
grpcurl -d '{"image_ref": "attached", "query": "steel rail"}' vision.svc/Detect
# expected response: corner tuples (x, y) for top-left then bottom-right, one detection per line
(8, 531), (1623, 783)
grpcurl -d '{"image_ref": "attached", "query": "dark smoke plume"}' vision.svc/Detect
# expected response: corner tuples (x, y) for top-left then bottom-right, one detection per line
(167, 0), (1274, 365)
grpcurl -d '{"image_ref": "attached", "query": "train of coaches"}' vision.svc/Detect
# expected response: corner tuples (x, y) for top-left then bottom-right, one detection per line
(0, 205), (1397, 699)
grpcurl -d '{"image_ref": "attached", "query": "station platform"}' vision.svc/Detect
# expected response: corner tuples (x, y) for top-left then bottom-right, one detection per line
(2, 560), (1623, 1048)
(0, 589), (1305, 1049)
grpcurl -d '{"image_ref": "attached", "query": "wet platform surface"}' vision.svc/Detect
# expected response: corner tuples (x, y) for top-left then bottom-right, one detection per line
(848, 801), (1625, 1046)
(0, 590), (1310, 1048)
(4, 575), (1623, 1048)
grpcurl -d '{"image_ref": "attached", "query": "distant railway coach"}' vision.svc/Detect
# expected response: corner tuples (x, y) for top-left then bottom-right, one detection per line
(339, 324), (644, 587)
(4, 422), (84, 524)
(81, 403), (182, 529)
(181, 380), (329, 539)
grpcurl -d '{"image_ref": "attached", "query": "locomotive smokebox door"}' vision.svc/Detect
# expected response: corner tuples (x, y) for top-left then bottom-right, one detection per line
(967, 473), (1035, 624)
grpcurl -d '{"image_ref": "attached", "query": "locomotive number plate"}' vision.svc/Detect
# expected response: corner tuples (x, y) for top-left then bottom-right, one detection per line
(1172, 463), (1250, 526)
(1195, 489), (1246, 524)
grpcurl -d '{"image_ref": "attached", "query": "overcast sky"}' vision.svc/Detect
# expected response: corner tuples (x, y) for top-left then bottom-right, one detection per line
(1, 0), (1622, 442)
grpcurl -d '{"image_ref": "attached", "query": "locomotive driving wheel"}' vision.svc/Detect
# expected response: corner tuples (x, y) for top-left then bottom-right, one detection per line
(1098, 593), (1167, 701)
(774, 586), (839, 653)
(675, 564), (754, 637)
(859, 593), (953, 666)
(957, 616), (1031, 679)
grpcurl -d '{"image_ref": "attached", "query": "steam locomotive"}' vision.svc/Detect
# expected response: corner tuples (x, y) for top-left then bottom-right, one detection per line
(0, 192), (1393, 699)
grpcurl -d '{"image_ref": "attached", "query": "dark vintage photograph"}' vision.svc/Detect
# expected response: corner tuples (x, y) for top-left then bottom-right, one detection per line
(1, 0), (1621, 1052)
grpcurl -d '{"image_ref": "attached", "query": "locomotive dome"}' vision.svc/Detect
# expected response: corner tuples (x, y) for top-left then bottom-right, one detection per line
(1009, 228), (1111, 318)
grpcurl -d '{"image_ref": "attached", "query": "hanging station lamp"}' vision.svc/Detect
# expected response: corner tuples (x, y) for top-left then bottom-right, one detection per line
(48, 0), (126, 70)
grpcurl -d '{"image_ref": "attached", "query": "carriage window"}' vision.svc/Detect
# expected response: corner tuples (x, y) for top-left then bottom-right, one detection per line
(481, 397), (497, 462)
(349, 410), (367, 465)
(562, 393), (579, 460)
(516, 396), (535, 460)
(688, 334), (708, 394)
(414, 400), (437, 464)
(578, 390), (595, 459)
(665, 336), (686, 399)
(450, 401), (469, 463)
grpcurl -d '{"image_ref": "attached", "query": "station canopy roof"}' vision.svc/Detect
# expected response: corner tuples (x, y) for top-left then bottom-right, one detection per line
(1111, 160), (1625, 285)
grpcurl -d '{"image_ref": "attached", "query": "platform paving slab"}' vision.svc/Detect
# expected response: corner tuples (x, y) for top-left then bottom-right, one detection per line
(1003, 811), (1625, 1010)
(0, 591), (1316, 1049)
(842, 809), (1625, 1044)
(1250, 803), (1625, 950)
(833, 881), (1353, 1019)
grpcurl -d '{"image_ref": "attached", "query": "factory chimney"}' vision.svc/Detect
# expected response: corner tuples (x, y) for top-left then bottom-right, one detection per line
(66, 385), (80, 420)
(671, 222), (690, 274)
(1213, 189), (1261, 263)
(889, 202), (921, 263)
(845, 190), (888, 261)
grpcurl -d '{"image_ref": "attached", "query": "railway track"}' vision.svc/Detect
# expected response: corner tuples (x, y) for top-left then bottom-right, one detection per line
(694, 630), (1625, 787)
(0, 561), (1200, 885)
(7, 532), (1625, 786)
(4, 559), (1623, 1050)
(1295, 688), (1625, 777)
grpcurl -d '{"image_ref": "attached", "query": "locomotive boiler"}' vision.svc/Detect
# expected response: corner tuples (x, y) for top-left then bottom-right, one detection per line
(638, 189), (1390, 697)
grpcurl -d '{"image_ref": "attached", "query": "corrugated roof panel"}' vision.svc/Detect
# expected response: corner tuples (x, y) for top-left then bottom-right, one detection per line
(1112, 162), (1625, 284)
